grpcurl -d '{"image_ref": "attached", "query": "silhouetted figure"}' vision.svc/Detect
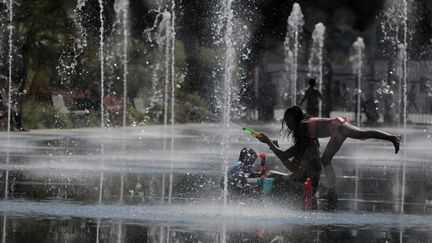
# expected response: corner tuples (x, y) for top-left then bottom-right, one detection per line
(333, 80), (342, 110)
(407, 84), (418, 112)
(299, 78), (322, 116)
(340, 83), (350, 111)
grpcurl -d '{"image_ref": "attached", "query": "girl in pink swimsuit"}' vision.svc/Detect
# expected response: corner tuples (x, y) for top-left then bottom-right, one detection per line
(308, 116), (348, 139)
(256, 106), (400, 209)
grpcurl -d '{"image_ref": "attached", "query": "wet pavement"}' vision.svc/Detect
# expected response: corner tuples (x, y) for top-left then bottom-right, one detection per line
(0, 123), (431, 242)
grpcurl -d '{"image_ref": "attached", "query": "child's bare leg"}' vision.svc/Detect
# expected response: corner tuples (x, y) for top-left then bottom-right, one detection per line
(340, 123), (400, 153)
(321, 136), (345, 209)
(321, 136), (346, 189)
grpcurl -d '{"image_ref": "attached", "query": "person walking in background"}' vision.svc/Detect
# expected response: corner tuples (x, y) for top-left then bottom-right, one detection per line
(407, 84), (418, 113)
(299, 78), (322, 116)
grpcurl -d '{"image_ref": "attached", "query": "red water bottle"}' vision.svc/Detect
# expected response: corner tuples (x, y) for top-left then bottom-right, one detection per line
(304, 178), (313, 210)
(259, 152), (267, 178)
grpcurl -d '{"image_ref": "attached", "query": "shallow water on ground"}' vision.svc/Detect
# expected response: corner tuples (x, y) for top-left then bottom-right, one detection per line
(0, 124), (431, 242)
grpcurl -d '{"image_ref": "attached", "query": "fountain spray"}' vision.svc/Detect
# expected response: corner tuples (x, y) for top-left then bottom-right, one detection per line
(349, 37), (365, 211)
(114, 0), (129, 204)
(350, 37), (365, 127)
(114, 0), (129, 128)
(221, 0), (235, 207)
(98, 0), (105, 205)
(99, 0), (105, 128)
(400, 0), (408, 214)
(284, 3), (304, 106)
(168, 0), (176, 204)
(4, 0), (13, 202)
(308, 23), (325, 116)
(381, 0), (410, 214)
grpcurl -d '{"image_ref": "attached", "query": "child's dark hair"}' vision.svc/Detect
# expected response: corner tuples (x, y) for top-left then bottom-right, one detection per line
(238, 147), (258, 164)
(283, 106), (305, 130)
(280, 106), (311, 152)
(281, 106), (306, 135)
(308, 78), (316, 87)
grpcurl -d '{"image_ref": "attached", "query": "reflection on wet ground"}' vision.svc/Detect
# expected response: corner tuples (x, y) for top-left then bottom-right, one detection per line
(0, 124), (432, 242)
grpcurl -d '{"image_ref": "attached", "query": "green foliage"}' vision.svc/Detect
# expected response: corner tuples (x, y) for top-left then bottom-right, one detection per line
(126, 105), (149, 126)
(22, 98), (70, 129)
(4, 1), (214, 128)
(22, 98), (100, 129)
(174, 91), (208, 123)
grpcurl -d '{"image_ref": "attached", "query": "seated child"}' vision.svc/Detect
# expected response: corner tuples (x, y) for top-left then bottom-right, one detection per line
(220, 147), (259, 194)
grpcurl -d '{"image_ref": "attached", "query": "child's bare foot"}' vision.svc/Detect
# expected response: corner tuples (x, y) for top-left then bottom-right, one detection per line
(392, 135), (401, 154)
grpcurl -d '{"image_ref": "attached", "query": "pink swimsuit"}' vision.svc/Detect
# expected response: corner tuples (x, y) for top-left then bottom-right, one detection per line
(308, 117), (348, 138)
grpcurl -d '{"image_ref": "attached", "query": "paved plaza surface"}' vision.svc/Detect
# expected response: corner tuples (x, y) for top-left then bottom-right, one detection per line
(0, 123), (431, 242)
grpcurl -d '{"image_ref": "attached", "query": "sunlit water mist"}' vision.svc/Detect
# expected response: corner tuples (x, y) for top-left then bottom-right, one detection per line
(57, 0), (88, 84)
(2, 2), (13, 240)
(349, 37), (365, 127)
(142, 9), (173, 203)
(400, 1), (408, 209)
(97, 4), (106, 229)
(142, 7), (165, 119)
(219, 0), (236, 207)
(212, 3), (252, 240)
(284, 3), (304, 106)
(98, 0), (106, 128)
(381, 0), (410, 214)
(113, 0), (129, 128)
(4, 0), (13, 202)
(381, 0), (410, 131)
(112, 0), (129, 208)
(348, 36), (365, 211)
(141, 1), (177, 203)
(308, 22), (325, 116)
(168, 0), (176, 205)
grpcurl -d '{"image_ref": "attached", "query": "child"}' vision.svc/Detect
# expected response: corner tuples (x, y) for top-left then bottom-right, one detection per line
(299, 78), (322, 116)
(220, 147), (259, 194)
(256, 106), (400, 208)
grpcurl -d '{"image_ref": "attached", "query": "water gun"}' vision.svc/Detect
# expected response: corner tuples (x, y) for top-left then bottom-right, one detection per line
(242, 127), (258, 135)
(304, 178), (313, 210)
(259, 152), (267, 178)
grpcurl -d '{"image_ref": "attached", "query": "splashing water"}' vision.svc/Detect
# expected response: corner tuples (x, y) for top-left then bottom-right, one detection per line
(349, 37), (365, 127)
(73, 0), (88, 67)
(4, 0), (13, 201)
(168, 0), (176, 205)
(143, 8), (174, 203)
(57, 0), (88, 86)
(381, 0), (409, 214)
(219, 0), (235, 208)
(97, 0), (106, 210)
(144, 10), (170, 123)
(99, 0), (105, 128)
(113, 0), (129, 128)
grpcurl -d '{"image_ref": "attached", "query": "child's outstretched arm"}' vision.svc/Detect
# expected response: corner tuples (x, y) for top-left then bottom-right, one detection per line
(256, 133), (295, 162)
